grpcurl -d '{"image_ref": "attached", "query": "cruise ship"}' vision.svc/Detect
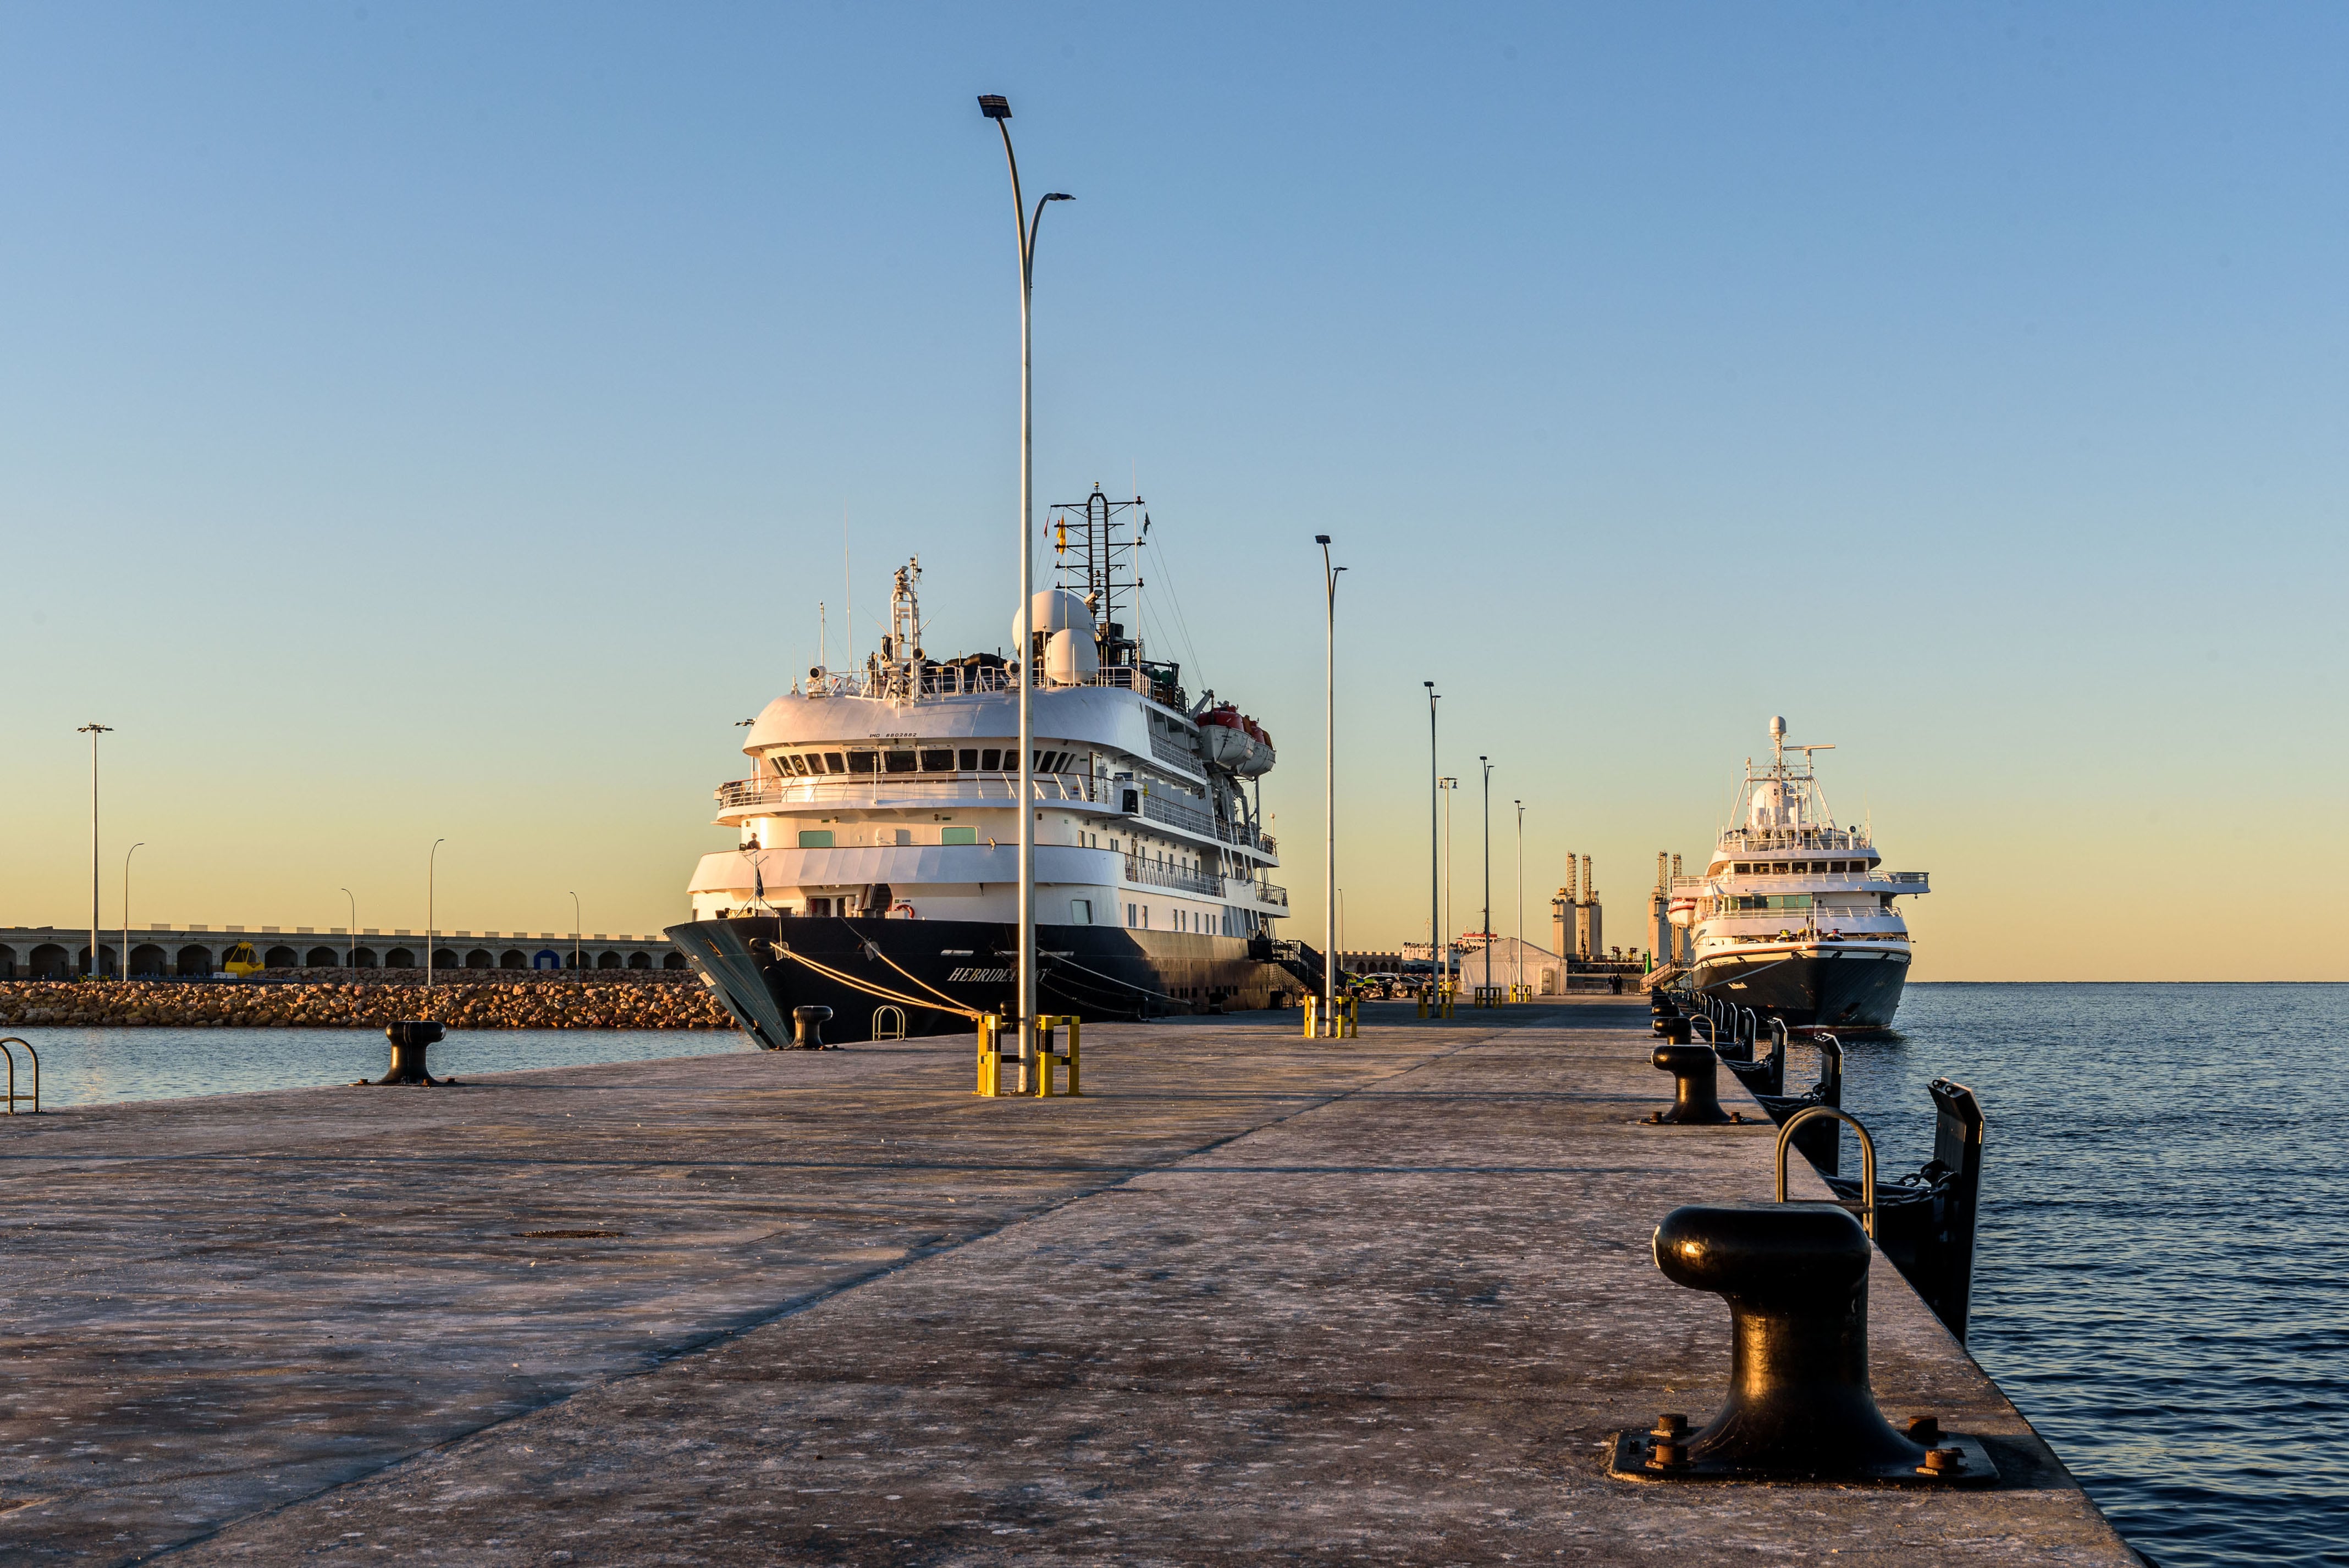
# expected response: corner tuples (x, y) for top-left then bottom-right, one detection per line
(666, 489), (1321, 1047)
(1667, 718), (1928, 1031)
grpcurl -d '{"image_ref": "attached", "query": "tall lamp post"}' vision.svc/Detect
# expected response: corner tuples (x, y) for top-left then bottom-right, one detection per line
(1513, 800), (1524, 997)
(569, 891), (582, 971)
(980, 92), (1073, 1053)
(1480, 757), (1493, 993)
(1424, 683), (1439, 991)
(78, 724), (112, 979)
(340, 887), (356, 967)
(123, 842), (145, 979)
(1438, 777), (1458, 987)
(1315, 534), (1344, 1034)
(427, 838), (445, 987)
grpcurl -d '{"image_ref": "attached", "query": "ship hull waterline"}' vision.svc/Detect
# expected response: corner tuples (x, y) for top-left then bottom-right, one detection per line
(1689, 944), (1910, 1032)
(669, 916), (1310, 1048)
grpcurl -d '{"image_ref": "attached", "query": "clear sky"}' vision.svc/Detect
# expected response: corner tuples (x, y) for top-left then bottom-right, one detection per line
(3, 3), (2344, 979)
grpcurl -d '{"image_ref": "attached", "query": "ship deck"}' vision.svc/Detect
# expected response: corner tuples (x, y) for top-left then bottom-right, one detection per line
(1, 1002), (2138, 1564)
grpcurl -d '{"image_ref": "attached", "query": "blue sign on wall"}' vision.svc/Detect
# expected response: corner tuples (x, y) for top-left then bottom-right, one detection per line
(532, 949), (561, 970)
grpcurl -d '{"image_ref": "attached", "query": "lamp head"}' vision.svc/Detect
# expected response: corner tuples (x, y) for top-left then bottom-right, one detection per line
(1314, 534), (1331, 545)
(1043, 191), (1074, 202)
(978, 95), (1011, 120)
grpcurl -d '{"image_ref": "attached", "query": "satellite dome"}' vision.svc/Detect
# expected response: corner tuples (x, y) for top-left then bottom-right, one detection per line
(1012, 588), (1095, 647)
(1768, 715), (1787, 741)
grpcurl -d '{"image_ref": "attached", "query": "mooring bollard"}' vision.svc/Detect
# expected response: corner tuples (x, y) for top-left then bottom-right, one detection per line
(1609, 1202), (1997, 1485)
(791, 1004), (834, 1050)
(1642, 1044), (1744, 1125)
(361, 1020), (452, 1086)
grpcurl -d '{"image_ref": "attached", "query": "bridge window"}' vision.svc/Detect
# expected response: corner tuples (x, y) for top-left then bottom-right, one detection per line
(981, 748), (1003, 771)
(885, 750), (916, 774)
(820, 752), (845, 773)
(920, 749), (954, 772)
(846, 750), (879, 774)
(958, 748), (979, 770)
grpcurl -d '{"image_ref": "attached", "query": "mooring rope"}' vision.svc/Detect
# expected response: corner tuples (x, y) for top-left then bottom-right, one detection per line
(763, 939), (984, 1020)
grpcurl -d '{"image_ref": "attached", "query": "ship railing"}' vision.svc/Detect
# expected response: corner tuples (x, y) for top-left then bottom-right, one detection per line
(799, 664), (1160, 702)
(1134, 788), (1273, 854)
(715, 775), (1102, 810)
(1149, 732), (1204, 771)
(1124, 856), (1222, 896)
(1717, 829), (1872, 853)
(1241, 880), (1289, 909)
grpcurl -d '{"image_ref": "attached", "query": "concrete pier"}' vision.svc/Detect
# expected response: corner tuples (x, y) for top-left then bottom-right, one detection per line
(1, 1004), (2142, 1564)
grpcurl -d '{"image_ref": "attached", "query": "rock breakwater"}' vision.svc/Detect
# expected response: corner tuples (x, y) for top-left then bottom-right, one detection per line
(0, 976), (731, 1031)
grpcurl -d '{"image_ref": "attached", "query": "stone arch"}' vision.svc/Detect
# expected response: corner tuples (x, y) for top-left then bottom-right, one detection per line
(661, 951), (686, 970)
(305, 947), (339, 968)
(384, 947), (416, 969)
(263, 945), (299, 968)
(76, 945), (118, 977)
(176, 945), (214, 976)
(31, 943), (71, 979)
(0, 944), (15, 979)
(626, 951), (650, 970)
(432, 948), (459, 970)
(499, 949), (527, 969)
(595, 951), (622, 970)
(464, 949), (492, 970)
(130, 943), (169, 976)
(350, 947), (378, 969)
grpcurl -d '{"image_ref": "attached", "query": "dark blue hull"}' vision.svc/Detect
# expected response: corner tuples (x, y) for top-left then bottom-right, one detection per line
(668, 916), (1305, 1048)
(1691, 946), (1910, 1031)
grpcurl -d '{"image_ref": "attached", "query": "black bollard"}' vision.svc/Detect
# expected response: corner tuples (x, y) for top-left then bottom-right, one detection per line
(791, 1004), (834, 1050)
(1609, 1203), (1996, 1485)
(1642, 1044), (1743, 1125)
(362, 1020), (452, 1086)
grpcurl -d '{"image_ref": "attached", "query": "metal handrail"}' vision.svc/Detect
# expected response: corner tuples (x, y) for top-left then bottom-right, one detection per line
(871, 1004), (908, 1041)
(717, 774), (1101, 810)
(1, 1037), (38, 1115)
(1777, 1106), (1876, 1238)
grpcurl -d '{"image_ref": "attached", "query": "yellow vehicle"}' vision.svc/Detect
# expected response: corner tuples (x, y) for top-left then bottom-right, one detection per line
(220, 942), (265, 978)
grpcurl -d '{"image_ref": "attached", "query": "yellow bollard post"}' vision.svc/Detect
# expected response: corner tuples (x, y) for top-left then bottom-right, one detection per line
(1303, 994), (1319, 1039)
(1416, 987), (1429, 1019)
(1343, 997), (1359, 1038)
(976, 1013), (1002, 1097)
(1033, 1015), (1055, 1098)
(1063, 1015), (1080, 1095)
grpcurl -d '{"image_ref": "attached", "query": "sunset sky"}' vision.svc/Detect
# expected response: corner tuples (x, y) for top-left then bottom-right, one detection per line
(4, 3), (2344, 979)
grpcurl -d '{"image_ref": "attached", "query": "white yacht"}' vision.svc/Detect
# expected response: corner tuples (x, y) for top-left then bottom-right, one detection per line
(666, 489), (1319, 1047)
(1667, 717), (1929, 1030)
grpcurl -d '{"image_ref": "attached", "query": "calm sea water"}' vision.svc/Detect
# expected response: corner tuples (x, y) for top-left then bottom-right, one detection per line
(1830, 983), (2348, 1568)
(14, 1026), (754, 1109)
(13, 992), (2341, 1562)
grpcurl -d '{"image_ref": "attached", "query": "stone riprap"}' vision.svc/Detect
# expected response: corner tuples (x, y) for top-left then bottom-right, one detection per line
(0, 1003), (2142, 1565)
(0, 975), (730, 1031)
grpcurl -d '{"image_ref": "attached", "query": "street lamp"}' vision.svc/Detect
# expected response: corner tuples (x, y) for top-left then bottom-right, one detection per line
(427, 838), (445, 987)
(1438, 777), (1458, 986)
(340, 887), (356, 967)
(1480, 757), (1493, 993)
(1514, 800), (1524, 997)
(123, 842), (145, 979)
(570, 891), (581, 971)
(78, 724), (112, 979)
(1425, 683), (1440, 991)
(1316, 533), (1344, 1035)
(980, 92), (1074, 1051)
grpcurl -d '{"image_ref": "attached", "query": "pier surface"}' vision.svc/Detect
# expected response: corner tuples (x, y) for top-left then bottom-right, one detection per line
(2, 1004), (2141, 1564)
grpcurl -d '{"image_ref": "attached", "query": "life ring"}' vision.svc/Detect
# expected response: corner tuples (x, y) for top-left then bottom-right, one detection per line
(889, 902), (918, 919)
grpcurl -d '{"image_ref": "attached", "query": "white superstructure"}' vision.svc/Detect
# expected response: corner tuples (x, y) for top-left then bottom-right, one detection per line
(686, 496), (1287, 939)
